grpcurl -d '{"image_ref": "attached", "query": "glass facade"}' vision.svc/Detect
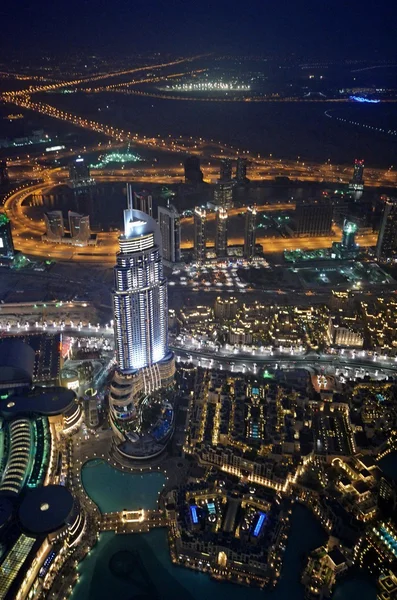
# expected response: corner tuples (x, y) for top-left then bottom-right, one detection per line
(113, 209), (169, 374)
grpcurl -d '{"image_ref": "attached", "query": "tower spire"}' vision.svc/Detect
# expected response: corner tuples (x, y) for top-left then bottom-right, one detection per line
(126, 182), (133, 210)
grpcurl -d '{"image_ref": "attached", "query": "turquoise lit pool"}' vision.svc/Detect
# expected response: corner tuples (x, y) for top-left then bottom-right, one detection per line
(81, 459), (166, 512)
(73, 461), (377, 600)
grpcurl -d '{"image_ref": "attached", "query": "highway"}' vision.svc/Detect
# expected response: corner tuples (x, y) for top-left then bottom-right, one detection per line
(2, 178), (377, 263)
(2, 94), (396, 189)
(2, 54), (396, 194)
(171, 345), (397, 379)
(2, 55), (207, 96)
(0, 316), (395, 379)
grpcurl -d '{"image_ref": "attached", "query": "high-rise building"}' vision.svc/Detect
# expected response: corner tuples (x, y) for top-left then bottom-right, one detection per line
(295, 199), (333, 236)
(158, 203), (181, 263)
(68, 211), (91, 245)
(194, 207), (207, 263)
(220, 159), (233, 182)
(110, 207), (175, 437)
(352, 159), (364, 184)
(0, 161), (9, 187)
(68, 157), (95, 189)
(0, 212), (14, 259)
(44, 210), (64, 242)
(113, 208), (169, 373)
(214, 181), (234, 209)
(236, 157), (248, 182)
(127, 184), (153, 217)
(341, 220), (358, 250)
(215, 207), (228, 258)
(184, 156), (203, 184)
(243, 205), (257, 260)
(348, 159), (365, 199)
(376, 197), (397, 260)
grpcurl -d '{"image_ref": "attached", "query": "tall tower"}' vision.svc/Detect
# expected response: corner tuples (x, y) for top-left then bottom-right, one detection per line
(110, 206), (175, 444)
(215, 207), (228, 258)
(244, 206), (257, 260)
(0, 213), (14, 259)
(341, 220), (358, 250)
(352, 159), (364, 184)
(349, 159), (365, 200)
(236, 157), (248, 182)
(68, 157), (94, 189)
(194, 207), (207, 263)
(214, 181), (234, 209)
(44, 211), (64, 242)
(220, 159), (232, 182)
(184, 156), (203, 184)
(68, 212), (91, 246)
(158, 203), (181, 263)
(127, 184), (153, 217)
(376, 197), (397, 260)
(113, 208), (169, 373)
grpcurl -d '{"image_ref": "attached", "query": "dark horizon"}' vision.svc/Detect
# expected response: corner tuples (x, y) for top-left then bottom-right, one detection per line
(1, 0), (396, 60)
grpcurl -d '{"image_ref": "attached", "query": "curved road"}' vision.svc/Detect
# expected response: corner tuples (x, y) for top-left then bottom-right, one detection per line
(3, 178), (376, 262)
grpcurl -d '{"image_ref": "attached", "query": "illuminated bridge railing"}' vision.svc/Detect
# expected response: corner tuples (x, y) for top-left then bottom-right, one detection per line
(98, 509), (168, 532)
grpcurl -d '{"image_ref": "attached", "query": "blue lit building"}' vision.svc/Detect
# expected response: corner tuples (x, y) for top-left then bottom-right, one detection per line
(110, 204), (175, 438)
(113, 207), (169, 372)
(341, 219), (358, 250)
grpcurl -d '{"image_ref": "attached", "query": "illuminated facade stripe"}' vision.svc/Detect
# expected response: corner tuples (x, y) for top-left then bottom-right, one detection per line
(113, 209), (169, 374)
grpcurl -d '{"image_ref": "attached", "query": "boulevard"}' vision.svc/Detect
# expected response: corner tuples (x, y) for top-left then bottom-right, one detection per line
(2, 178), (378, 262)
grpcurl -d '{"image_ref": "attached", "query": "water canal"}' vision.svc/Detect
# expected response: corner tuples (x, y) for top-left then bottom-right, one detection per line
(71, 459), (377, 600)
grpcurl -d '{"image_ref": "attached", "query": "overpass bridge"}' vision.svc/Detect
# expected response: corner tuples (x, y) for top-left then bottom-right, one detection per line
(99, 509), (169, 533)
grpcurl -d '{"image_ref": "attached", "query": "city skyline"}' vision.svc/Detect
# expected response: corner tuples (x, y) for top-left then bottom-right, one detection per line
(0, 4), (396, 599)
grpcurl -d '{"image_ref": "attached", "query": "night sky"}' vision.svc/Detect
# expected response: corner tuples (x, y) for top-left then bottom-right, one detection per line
(1, 0), (396, 59)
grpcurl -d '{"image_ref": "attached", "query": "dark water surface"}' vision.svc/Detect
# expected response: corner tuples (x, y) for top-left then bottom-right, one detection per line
(72, 462), (377, 600)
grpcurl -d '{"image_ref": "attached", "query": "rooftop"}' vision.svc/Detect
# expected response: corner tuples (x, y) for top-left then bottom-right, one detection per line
(18, 485), (75, 535)
(0, 387), (77, 418)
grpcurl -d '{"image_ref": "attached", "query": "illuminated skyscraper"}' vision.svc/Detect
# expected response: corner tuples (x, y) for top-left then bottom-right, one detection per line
(110, 204), (175, 434)
(194, 207), (207, 263)
(243, 206), (257, 260)
(214, 181), (234, 209)
(376, 197), (397, 260)
(341, 220), (357, 250)
(236, 157), (248, 182)
(68, 212), (91, 246)
(215, 207), (228, 258)
(68, 157), (95, 189)
(44, 211), (64, 242)
(127, 184), (153, 217)
(113, 208), (169, 373)
(220, 159), (232, 182)
(0, 212), (14, 259)
(349, 159), (365, 199)
(352, 159), (364, 184)
(158, 203), (181, 263)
